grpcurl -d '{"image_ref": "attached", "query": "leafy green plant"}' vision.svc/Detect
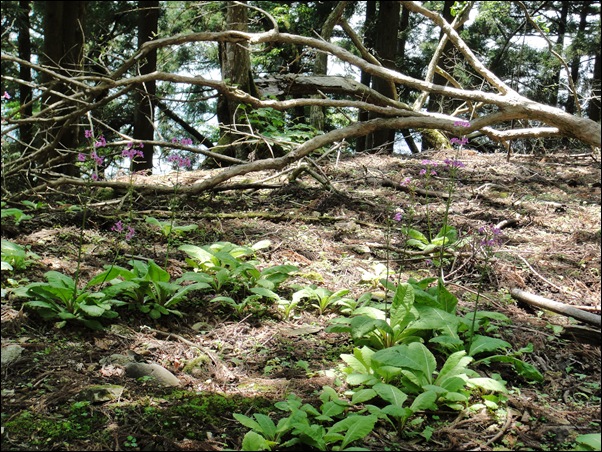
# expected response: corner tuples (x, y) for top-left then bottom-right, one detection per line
(20, 200), (47, 210)
(341, 343), (508, 411)
(16, 271), (126, 330)
(179, 240), (297, 315)
(145, 215), (198, 237)
(236, 388), (378, 451)
(573, 433), (601, 451)
(403, 224), (467, 256)
(89, 259), (210, 319)
(291, 285), (353, 315)
(1, 205), (32, 225)
(1, 239), (39, 271)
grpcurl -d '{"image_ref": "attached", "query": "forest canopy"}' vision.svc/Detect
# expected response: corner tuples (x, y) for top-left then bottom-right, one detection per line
(1, 1), (600, 194)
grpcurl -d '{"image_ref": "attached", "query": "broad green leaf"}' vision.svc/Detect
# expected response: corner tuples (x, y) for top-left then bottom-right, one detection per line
(328, 414), (378, 449)
(251, 239), (272, 250)
(249, 287), (280, 300)
(467, 377), (508, 393)
(468, 335), (511, 356)
(409, 390), (438, 412)
(240, 431), (273, 451)
(435, 278), (458, 313)
(252, 413), (277, 440)
(351, 388), (377, 404)
(475, 355), (543, 382)
(436, 351), (474, 388)
(44, 271), (75, 289)
(390, 283), (415, 327)
(373, 383), (407, 407)
(78, 303), (107, 317)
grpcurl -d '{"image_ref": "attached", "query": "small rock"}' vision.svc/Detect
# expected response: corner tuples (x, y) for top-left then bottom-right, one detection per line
(78, 384), (124, 403)
(124, 362), (181, 387)
(1, 344), (24, 367)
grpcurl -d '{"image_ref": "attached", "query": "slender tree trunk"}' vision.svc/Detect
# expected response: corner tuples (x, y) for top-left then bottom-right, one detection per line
(423, 0), (457, 151)
(356, 1), (376, 153)
(309, 1), (348, 131)
(132, 0), (159, 173)
(367, 1), (399, 153)
(588, 46), (601, 122)
(566, 1), (592, 114)
(18, 0), (33, 152)
(40, 0), (86, 177)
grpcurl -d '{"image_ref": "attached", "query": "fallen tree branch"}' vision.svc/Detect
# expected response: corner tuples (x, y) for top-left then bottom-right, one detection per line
(510, 287), (601, 328)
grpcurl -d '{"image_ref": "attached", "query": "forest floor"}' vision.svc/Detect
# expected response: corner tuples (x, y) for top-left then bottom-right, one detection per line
(1, 150), (601, 451)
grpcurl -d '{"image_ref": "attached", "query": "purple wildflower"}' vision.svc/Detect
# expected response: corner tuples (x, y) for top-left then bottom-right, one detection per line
(454, 120), (470, 127)
(167, 154), (191, 169)
(125, 226), (136, 241)
(90, 151), (104, 166)
(444, 158), (466, 169)
(91, 173), (99, 181)
(400, 177), (412, 187)
(94, 135), (107, 148)
(84, 129), (93, 139)
(393, 212), (403, 222)
(478, 224), (503, 248)
(111, 220), (124, 233)
(78, 153), (87, 162)
(450, 137), (469, 146)
(2, 91), (11, 100)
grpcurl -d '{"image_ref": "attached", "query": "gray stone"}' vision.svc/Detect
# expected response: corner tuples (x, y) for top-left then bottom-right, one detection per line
(78, 384), (124, 403)
(1, 344), (24, 367)
(124, 362), (181, 387)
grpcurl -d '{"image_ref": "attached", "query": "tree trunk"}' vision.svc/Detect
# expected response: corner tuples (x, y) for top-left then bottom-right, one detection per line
(567, 1), (593, 115)
(40, 0), (86, 177)
(366, 1), (400, 154)
(309, 1), (348, 131)
(132, 0), (159, 174)
(588, 44), (601, 122)
(18, 0), (33, 153)
(356, 1), (376, 153)
(207, 1), (258, 167)
(423, 0), (458, 151)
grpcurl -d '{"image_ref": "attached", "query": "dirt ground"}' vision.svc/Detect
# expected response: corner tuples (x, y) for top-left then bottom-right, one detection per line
(1, 149), (600, 451)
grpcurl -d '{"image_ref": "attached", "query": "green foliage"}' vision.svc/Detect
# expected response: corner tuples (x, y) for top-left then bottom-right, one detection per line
(179, 240), (297, 315)
(237, 389), (378, 451)
(17, 271), (126, 330)
(89, 259), (209, 319)
(1, 205), (32, 225)
(573, 433), (601, 451)
(145, 216), (198, 237)
(1, 239), (39, 272)
(403, 225), (467, 255)
(291, 284), (353, 315)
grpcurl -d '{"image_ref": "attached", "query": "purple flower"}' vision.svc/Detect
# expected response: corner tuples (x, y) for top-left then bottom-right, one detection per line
(450, 137), (469, 146)
(478, 224), (503, 248)
(94, 135), (107, 148)
(167, 154), (191, 169)
(393, 212), (403, 222)
(125, 226), (136, 241)
(111, 220), (124, 233)
(78, 153), (86, 162)
(419, 168), (427, 176)
(400, 177), (412, 187)
(84, 129), (93, 139)
(91, 173), (99, 181)
(421, 159), (438, 167)
(454, 120), (470, 127)
(444, 158), (465, 169)
(2, 91), (11, 100)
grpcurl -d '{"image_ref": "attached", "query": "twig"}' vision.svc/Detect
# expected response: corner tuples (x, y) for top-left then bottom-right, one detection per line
(484, 406), (513, 447)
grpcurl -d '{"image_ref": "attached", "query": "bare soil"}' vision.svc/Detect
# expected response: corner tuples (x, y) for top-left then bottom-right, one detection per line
(1, 150), (600, 451)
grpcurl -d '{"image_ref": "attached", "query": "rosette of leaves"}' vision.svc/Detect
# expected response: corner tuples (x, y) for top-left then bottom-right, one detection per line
(17, 271), (126, 330)
(89, 259), (210, 319)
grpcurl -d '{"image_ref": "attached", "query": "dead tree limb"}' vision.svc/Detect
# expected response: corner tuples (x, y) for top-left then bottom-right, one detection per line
(510, 287), (602, 328)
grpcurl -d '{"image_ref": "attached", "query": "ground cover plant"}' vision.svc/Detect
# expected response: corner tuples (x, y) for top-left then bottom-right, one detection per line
(1, 148), (600, 451)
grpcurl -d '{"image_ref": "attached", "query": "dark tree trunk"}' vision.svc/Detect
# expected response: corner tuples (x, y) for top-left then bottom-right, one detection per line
(566, 1), (592, 114)
(18, 0), (33, 152)
(132, 0), (159, 173)
(588, 45), (601, 122)
(40, 0), (86, 177)
(366, 1), (399, 154)
(356, 0), (376, 153)
(423, 0), (458, 151)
